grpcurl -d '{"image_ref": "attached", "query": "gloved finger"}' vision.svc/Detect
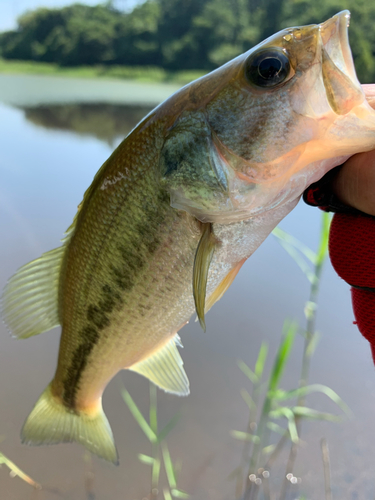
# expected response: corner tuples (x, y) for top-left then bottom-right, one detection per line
(329, 212), (375, 364)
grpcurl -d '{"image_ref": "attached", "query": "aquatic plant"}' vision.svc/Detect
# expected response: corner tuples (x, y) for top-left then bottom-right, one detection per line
(121, 382), (189, 499)
(230, 212), (349, 500)
(0, 449), (41, 490)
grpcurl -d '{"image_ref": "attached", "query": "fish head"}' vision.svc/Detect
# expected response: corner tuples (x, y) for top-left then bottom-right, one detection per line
(160, 10), (375, 223)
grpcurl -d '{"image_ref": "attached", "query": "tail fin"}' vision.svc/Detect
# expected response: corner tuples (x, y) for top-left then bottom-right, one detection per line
(21, 385), (118, 465)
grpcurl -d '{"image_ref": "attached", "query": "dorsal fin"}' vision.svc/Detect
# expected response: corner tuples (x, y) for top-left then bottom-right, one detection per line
(129, 336), (189, 396)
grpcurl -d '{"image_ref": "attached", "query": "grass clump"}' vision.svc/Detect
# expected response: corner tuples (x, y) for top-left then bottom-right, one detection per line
(121, 382), (189, 500)
(230, 212), (348, 500)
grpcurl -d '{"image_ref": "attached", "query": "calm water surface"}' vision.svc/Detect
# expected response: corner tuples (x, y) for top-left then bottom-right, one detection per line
(1, 75), (375, 500)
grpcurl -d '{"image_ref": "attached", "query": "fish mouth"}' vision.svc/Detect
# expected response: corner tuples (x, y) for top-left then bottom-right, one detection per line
(319, 11), (355, 81)
(319, 10), (364, 114)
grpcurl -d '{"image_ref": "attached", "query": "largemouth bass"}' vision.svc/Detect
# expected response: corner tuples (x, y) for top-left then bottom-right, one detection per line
(2, 11), (375, 464)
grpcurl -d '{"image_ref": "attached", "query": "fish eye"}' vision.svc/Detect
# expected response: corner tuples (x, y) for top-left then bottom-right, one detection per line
(244, 48), (291, 88)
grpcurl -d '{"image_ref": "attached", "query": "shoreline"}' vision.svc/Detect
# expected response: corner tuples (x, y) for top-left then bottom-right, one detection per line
(0, 59), (206, 85)
(0, 73), (185, 107)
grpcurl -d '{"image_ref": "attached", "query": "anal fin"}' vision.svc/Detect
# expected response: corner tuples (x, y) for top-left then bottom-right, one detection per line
(129, 336), (189, 396)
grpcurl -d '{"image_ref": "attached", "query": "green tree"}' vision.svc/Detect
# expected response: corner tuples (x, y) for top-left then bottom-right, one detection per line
(1, 4), (118, 65)
(0, 0), (374, 82)
(193, 0), (262, 67)
(156, 0), (206, 69)
(114, 1), (162, 66)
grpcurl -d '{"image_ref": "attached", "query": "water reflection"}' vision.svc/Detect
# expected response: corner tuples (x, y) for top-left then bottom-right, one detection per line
(19, 103), (153, 145)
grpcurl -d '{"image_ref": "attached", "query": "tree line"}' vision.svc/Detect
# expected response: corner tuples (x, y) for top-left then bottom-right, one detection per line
(1, 0), (375, 82)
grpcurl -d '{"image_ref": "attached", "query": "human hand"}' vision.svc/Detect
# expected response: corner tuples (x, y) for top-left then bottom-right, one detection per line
(332, 84), (375, 216)
(319, 84), (375, 364)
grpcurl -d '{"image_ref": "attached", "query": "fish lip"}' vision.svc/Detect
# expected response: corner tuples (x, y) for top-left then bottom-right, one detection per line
(319, 10), (358, 84)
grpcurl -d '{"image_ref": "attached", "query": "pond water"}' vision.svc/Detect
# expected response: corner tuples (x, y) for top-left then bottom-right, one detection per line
(1, 74), (375, 500)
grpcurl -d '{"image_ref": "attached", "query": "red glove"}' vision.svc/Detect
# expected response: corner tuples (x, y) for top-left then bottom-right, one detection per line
(304, 168), (375, 363)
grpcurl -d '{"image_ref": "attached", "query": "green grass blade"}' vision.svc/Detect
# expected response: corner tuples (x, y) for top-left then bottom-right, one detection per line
(275, 240), (316, 283)
(287, 416), (299, 443)
(269, 406), (294, 420)
(306, 330), (321, 357)
(0, 452), (41, 489)
(162, 443), (177, 489)
(268, 321), (297, 392)
(254, 342), (269, 380)
(262, 444), (276, 455)
(237, 360), (258, 384)
(240, 389), (256, 411)
(267, 422), (286, 435)
(152, 456), (161, 488)
(269, 407), (299, 443)
(292, 406), (342, 422)
(120, 387), (157, 443)
(270, 384), (350, 415)
(164, 488), (173, 500)
(150, 382), (158, 435)
(273, 227), (317, 264)
(230, 430), (260, 443)
(158, 413), (181, 442)
(138, 453), (155, 465)
(172, 489), (190, 498)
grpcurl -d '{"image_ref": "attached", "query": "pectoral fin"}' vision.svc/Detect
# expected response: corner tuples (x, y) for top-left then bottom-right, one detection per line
(129, 336), (189, 396)
(193, 222), (217, 331)
(205, 258), (246, 313)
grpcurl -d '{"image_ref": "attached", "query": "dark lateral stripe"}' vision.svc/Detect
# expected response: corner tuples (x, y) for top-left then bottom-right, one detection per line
(61, 187), (171, 409)
(62, 325), (100, 409)
(62, 282), (119, 408)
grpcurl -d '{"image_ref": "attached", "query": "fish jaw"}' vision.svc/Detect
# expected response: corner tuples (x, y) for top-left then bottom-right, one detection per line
(320, 10), (360, 104)
(161, 11), (375, 224)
